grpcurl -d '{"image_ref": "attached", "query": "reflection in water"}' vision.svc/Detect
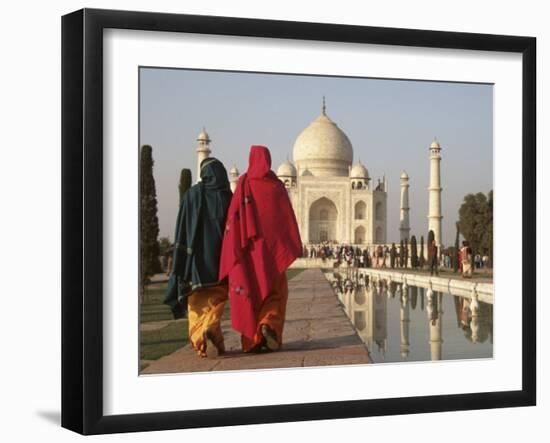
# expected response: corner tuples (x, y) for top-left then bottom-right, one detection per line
(327, 270), (493, 363)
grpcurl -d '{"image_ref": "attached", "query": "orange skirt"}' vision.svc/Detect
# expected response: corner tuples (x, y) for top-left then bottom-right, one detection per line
(241, 273), (289, 352)
(187, 284), (228, 357)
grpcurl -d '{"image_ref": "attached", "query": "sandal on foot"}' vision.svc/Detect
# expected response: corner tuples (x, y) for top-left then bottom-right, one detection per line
(261, 324), (280, 351)
(203, 330), (225, 358)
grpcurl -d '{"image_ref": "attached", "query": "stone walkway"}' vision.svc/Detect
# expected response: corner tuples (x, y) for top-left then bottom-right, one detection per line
(149, 273), (169, 284)
(141, 268), (371, 374)
(140, 318), (185, 332)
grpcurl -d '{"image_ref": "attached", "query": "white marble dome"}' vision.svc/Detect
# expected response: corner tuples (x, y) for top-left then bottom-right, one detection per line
(430, 138), (440, 149)
(229, 164), (239, 176)
(293, 106), (353, 177)
(350, 161), (369, 179)
(277, 159), (297, 177)
(400, 170), (409, 179)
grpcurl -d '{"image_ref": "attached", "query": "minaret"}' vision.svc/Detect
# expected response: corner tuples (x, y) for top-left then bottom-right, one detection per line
(400, 287), (410, 360)
(229, 164), (240, 192)
(373, 284), (388, 357)
(196, 127), (211, 183)
(399, 171), (410, 241)
(428, 138), (443, 247)
(428, 292), (443, 361)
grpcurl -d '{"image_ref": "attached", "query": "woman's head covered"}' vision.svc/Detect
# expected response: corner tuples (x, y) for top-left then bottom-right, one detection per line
(200, 157), (230, 189)
(247, 145), (272, 178)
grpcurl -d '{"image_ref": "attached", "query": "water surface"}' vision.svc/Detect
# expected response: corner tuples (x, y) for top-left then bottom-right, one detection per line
(325, 271), (493, 363)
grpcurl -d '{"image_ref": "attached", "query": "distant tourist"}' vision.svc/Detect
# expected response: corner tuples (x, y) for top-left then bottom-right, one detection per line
(363, 248), (371, 268)
(376, 244), (384, 268)
(164, 158), (232, 358)
(310, 246), (317, 258)
(395, 246), (403, 268)
(428, 239), (439, 276)
(474, 253), (482, 269)
(219, 146), (302, 353)
(390, 243), (397, 268)
(460, 241), (473, 278)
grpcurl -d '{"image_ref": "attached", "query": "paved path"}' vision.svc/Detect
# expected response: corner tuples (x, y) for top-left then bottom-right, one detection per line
(141, 269), (371, 374)
(149, 273), (169, 284)
(140, 318), (185, 332)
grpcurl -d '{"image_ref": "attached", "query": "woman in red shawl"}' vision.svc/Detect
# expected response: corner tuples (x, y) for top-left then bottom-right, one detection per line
(219, 145), (302, 352)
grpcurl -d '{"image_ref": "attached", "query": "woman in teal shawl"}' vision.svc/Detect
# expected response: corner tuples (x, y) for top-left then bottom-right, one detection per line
(164, 157), (232, 357)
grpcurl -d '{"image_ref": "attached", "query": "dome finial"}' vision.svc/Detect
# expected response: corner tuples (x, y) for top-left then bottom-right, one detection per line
(322, 95), (326, 115)
(197, 126), (211, 143)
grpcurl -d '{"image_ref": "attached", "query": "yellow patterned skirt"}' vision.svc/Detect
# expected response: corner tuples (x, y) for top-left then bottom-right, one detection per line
(187, 284), (228, 357)
(241, 273), (289, 352)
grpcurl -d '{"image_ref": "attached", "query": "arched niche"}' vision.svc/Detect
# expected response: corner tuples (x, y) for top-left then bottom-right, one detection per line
(309, 197), (338, 243)
(355, 201), (367, 220)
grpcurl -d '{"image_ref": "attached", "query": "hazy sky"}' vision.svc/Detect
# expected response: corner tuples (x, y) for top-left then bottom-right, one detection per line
(139, 67), (493, 244)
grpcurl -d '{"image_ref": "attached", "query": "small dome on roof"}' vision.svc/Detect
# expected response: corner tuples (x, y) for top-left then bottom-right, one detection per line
(229, 164), (239, 176)
(350, 161), (369, 179)
(277, 159), (297, 177)
(400, 170), (409, 179)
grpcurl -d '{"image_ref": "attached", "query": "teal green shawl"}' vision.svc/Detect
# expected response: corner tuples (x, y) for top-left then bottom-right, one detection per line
(164, 158), (232, 318)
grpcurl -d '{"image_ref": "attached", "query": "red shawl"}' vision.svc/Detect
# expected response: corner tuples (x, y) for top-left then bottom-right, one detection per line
(219, 145), (302, 339)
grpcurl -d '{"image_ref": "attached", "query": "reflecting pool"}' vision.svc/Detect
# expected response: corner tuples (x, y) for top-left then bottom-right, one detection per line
(324, 270), (493, 363)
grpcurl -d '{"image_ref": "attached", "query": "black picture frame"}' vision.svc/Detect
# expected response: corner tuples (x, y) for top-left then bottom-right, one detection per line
(61, 8), (536, 435)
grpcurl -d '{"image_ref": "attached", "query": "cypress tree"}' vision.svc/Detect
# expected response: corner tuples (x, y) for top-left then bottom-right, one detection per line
(140, 145), (161, 299)
(419, 235), (425, 268)
(454, 221), (460, 273)
(399, 239), (404, 268)
(404, 238), (409, 268)
(458, 191), (492, 260)
(410, 235), (418, 268)
(178, 168), (192, 203)
(486, 190), (493, 266)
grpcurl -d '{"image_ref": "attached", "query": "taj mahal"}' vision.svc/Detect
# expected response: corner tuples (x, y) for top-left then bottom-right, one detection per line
(193, 99), (444, 248)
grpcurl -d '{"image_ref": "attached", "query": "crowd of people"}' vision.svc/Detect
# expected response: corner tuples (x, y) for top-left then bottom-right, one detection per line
(162, 237), (490, 286)
(301, 240), (490, 279)
(302, 241), (436, 269)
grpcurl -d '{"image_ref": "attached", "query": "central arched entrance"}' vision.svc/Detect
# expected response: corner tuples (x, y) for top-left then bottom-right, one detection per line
(309, 197), (338, 243)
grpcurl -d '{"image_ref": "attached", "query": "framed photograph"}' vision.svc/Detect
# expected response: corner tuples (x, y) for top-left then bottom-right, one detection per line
(61, 8), (536, 435)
